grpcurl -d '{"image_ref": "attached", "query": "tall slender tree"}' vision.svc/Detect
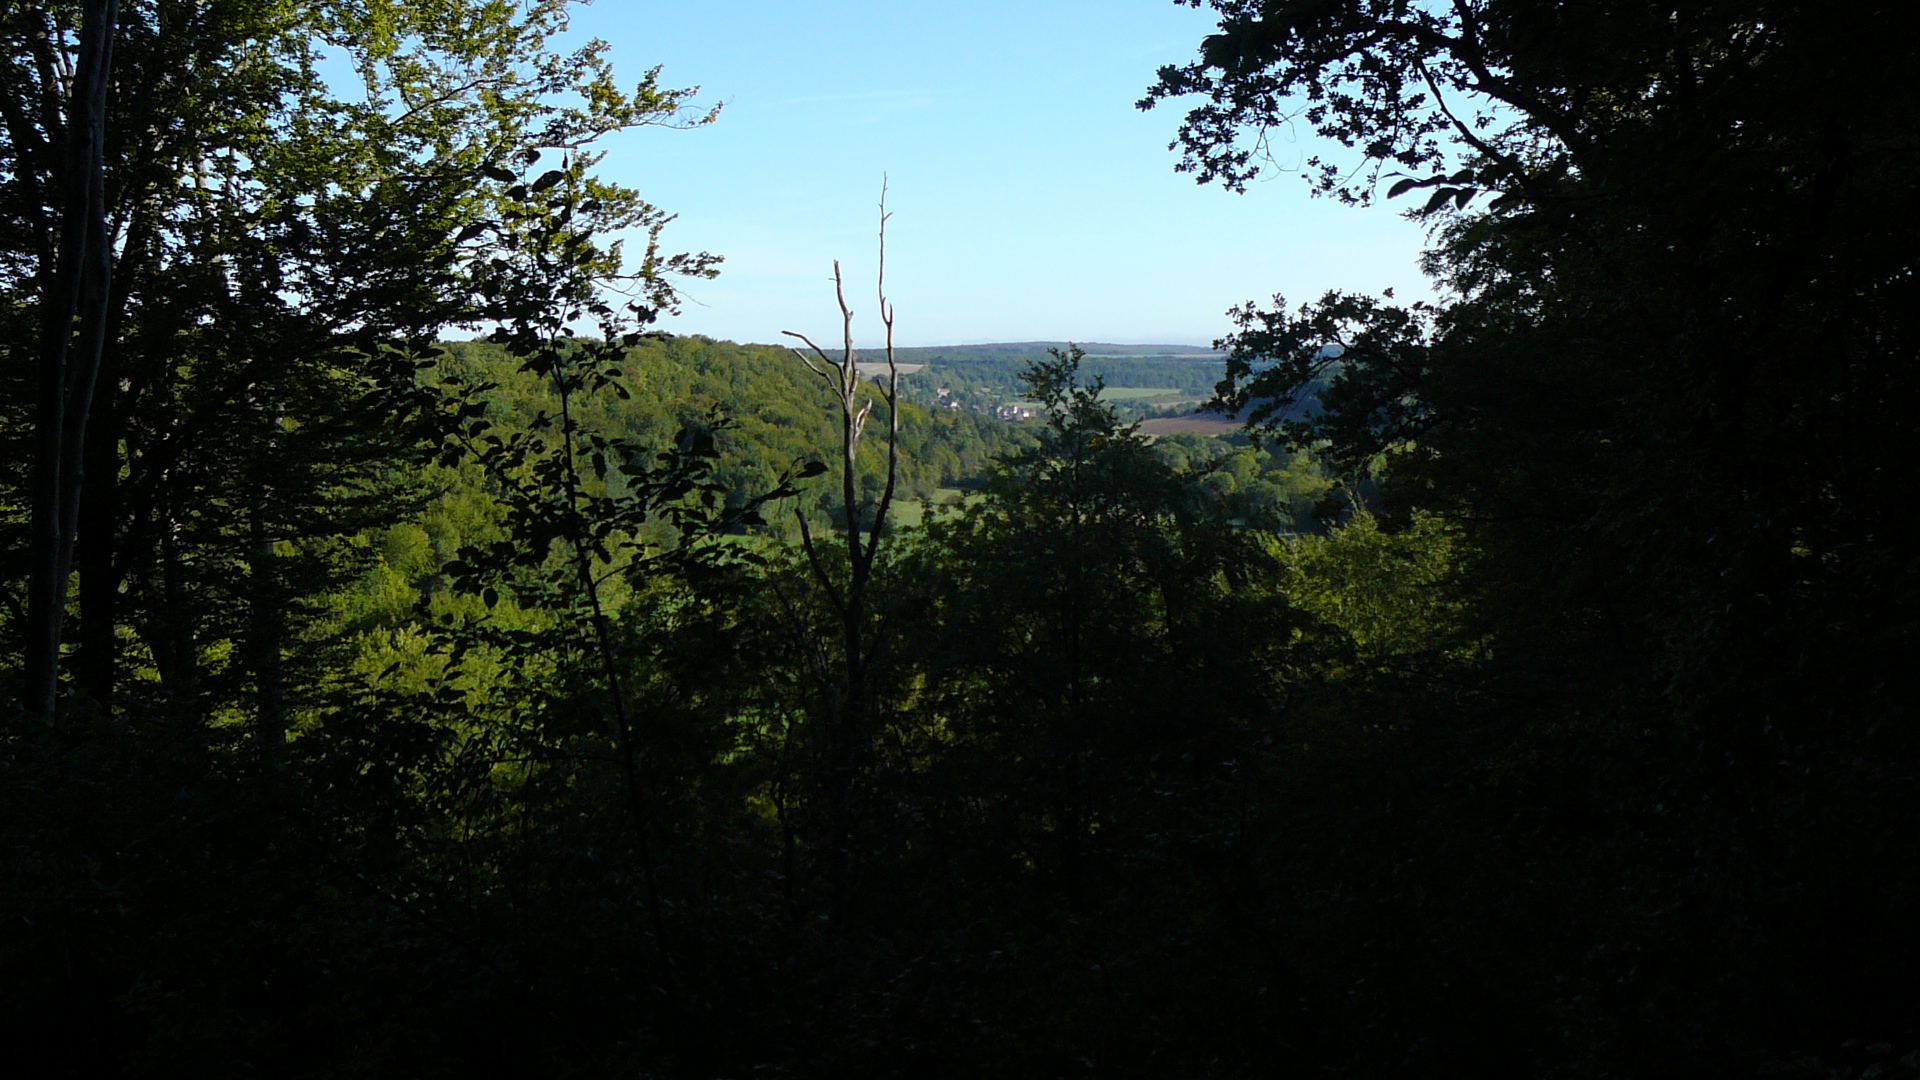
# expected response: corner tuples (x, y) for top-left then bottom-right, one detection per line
(21, 0), (118, 717)
(781, 183), (904, 923)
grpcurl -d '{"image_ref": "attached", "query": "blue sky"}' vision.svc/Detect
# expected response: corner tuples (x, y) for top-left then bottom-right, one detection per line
(567, 0), (1434, 347)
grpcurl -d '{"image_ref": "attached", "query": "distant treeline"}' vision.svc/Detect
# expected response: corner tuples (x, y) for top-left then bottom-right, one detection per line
(878, 342), (1226, 411)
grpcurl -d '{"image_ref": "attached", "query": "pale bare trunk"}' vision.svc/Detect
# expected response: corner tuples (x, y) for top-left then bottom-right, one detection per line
(781, 181), (902, 924)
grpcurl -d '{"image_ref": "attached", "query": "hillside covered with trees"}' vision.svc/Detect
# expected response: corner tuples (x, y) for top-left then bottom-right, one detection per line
(4, 1), (1919, 1077)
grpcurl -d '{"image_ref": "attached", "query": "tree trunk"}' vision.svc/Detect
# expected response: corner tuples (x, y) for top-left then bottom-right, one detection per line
(74, 390), (119, 709)
(248, 488), (284, 748)
(146, 517), (198, 701)
(74, 211), (152, 710)
(23, 0), (120, 717)
(783, 185), (902, 928)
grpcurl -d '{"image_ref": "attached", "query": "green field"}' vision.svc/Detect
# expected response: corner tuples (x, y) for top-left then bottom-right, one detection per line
(887, 487), (969, 529)
(1099, 386), (1190, 401)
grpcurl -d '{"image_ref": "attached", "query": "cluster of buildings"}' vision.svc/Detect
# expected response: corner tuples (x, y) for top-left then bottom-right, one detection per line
(915, 381), (1040, 421)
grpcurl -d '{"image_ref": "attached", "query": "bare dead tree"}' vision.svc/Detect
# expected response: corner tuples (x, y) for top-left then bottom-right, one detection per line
(24, 0), (122, 718)
(781, 181), (902, 924)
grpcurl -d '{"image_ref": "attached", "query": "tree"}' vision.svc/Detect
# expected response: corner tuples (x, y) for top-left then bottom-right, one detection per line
(0, 7), (742, 1069)
(1147, 0), (1920, 1068)
(1, 0), (718, 720)
(15, 0), (118, 718)
(1146, 0), (1920, 619)
(408, 160), (808, 1046)
(778, 184), (904, 925)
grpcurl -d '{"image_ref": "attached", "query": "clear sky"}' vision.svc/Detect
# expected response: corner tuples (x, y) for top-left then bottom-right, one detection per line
(566, 0), (1434, 348)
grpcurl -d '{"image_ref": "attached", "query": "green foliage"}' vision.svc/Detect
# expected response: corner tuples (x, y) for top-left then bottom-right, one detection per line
(0, 0), (721, 722)
(1148, 0), (1920, 1072)
(1278, 508), (1469, 665)
(433, 335), (1029, 524)
(5, 2), (1917, 1076)
(1150, 431), (1331, 532)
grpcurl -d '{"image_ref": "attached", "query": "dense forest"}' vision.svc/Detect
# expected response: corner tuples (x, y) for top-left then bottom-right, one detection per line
(4, 0), (1919, 1077)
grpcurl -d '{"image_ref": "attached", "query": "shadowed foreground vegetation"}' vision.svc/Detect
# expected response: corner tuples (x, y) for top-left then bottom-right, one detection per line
(5, 0), (1920, 1076)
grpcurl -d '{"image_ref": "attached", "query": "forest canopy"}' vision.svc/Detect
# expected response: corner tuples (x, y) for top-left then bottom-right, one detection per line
(4, 1), (1919, 1077)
